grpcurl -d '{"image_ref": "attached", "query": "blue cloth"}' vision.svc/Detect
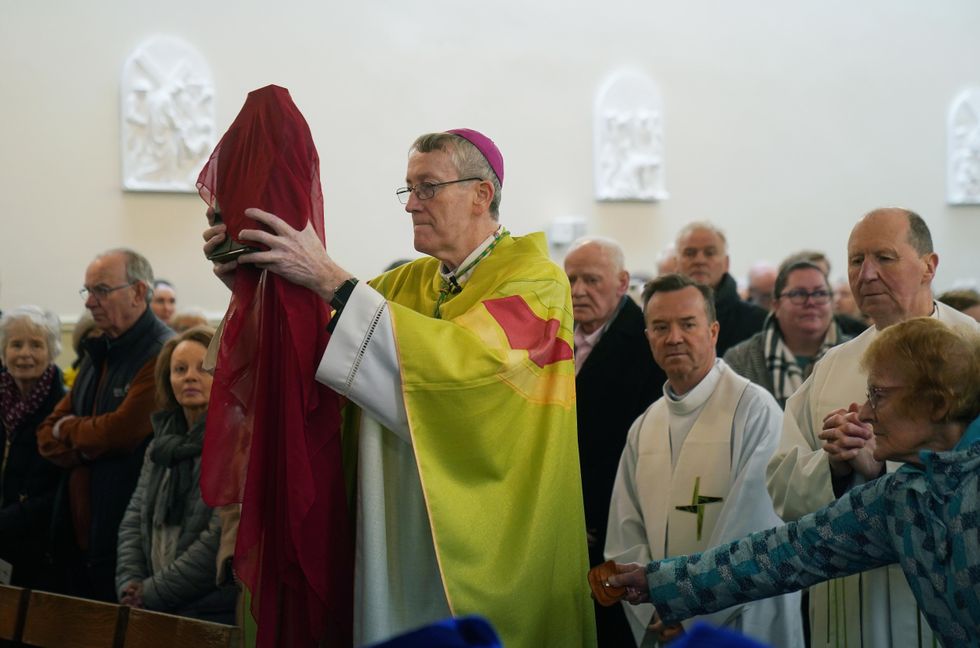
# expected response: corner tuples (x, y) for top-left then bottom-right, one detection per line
(367, 616), (501, 648)
(645, 415), (980, 646)
(672, 623), (772, 647)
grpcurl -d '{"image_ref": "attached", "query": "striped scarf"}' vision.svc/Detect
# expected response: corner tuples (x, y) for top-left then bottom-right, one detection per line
(764, 314), (839, 407)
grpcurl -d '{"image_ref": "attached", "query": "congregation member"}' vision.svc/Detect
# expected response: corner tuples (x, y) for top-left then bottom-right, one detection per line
(782, 249), (867, 336)
(724, 260), (849, 407)
(0, 306), (66, 588)
(603, 274), (802, 647)
(744, 261), (777, 311)
(116, 326), (235, 623)
(607, 317), (980, 647)
(655, 245), (677, 276)
(150, 279), (178, 325)
(674, 222), (766, 355)
(38, 249), (173, 602)
(204, 129), (595, 647)
(63, 312), (99, 388)
(564, 236), (665, 646)
(938, 287), (980, 322)
(169, 311), (209, 333)
(767, 208), (980, 646)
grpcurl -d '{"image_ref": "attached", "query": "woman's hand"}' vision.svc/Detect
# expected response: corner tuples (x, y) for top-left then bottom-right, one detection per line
(120, 580), (144, 608)
(606, 562), (650, 604)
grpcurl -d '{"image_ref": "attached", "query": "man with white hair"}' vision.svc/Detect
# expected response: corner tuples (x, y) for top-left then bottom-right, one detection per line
(38, 248), (173, 601)
(768, 207), (980, 646)
(565, 236), (665, 646)
(674, 222), (767, 356)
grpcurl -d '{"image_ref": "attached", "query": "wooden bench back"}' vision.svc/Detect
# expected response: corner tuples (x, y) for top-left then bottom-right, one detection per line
(0, 584), (239, 648)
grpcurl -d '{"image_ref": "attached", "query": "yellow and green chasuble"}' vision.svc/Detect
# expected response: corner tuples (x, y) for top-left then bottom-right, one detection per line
(367, 232), (596, 647)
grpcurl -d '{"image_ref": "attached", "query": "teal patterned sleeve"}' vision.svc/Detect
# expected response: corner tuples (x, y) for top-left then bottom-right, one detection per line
(646, 473), (898, 624)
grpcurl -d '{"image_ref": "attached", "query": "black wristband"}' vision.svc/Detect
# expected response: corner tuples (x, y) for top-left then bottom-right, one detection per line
(327, 278), (358, 333)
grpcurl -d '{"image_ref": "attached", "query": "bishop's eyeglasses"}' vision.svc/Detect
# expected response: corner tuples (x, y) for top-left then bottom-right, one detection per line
(395, 177), (482, 204)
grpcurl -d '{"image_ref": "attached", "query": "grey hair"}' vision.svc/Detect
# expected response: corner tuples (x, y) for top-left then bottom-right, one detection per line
(100, 248), (155, 303)
(566, 236), (626, 272)
(410, 133), (503, 220)
(0, 305), (62, 360)
(675, 221), (728, 254)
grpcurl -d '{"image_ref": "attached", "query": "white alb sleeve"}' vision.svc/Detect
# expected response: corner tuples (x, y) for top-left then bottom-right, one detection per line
(315, 282), (410, 441)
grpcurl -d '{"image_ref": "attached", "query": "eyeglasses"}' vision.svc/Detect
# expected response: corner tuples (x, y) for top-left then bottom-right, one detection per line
(80, 282), (135, 301)
(779, 289), (832, 305)
(866, 385), (904, 413)
(395, 177), (482, 204)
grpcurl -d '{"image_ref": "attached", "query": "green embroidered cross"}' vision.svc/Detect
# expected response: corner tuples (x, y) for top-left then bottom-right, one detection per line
(674, 476), (723, 540)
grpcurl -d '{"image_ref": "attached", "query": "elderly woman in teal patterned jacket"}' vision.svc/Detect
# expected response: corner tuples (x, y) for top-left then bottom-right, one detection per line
(607, 317), (980, 646)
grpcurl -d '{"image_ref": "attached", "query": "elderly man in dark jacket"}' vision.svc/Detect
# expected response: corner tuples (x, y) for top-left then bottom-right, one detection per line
(38, 248), (173, 602)
(565, 236), (666, 647)
(675, 222), (767, 356)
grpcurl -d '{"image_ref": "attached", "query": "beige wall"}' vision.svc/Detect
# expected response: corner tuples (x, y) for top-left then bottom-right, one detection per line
(2, 1), (979, 323)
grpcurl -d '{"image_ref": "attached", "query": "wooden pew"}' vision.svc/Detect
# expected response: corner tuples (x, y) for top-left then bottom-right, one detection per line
(121, 608), (240, 648)
(3, 586), (241, 648)
(19, 590), (125, 648)
(0, 584), (28, 643)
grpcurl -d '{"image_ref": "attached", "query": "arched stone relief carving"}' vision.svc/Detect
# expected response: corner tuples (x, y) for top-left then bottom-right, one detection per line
(948, 88), (980, 205)
(594, 69), (667, 202)
(121, 36), (215, 192)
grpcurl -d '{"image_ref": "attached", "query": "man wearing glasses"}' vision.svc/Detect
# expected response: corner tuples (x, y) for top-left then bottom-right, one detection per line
(38, 248), (173, 602)
(204, 129), (595, 647)
(767, 208), (980, 647)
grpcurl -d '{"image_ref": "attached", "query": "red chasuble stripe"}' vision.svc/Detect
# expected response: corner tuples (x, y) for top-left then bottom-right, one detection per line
(483, 295), (574, 368)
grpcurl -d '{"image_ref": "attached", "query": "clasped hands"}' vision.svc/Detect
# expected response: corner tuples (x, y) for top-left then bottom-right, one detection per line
(120, 580), (144, 608)
(818, 403), (883, 480)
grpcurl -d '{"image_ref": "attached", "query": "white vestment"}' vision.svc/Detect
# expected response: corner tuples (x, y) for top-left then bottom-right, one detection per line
(768, 301), (979, 647)
(605, 360), (803, 648)
(316, 283), (451, 645)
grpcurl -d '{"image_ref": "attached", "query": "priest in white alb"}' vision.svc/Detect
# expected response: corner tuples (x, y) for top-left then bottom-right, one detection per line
(768, 207), (980, 647)
(604, 273), (803, 647)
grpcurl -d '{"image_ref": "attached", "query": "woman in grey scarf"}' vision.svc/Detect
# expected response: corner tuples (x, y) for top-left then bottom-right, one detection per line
(115, 325), (236, 624)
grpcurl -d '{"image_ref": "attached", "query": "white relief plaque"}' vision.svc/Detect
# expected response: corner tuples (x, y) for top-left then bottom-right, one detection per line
(594, 69), (667, 202)
(948, 88), (980, 205)
(121, 36), (215, 192)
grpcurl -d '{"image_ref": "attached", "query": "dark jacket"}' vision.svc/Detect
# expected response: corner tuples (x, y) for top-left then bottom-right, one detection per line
(0, 367), (66, 588)
(51, 308), (173, 599)
(576, 298), (664, 646)
(575, 297), (665, 566)
(713, 272), (768, 357)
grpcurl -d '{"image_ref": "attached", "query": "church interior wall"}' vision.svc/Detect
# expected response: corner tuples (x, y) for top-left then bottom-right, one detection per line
(1, 0), (979, 324)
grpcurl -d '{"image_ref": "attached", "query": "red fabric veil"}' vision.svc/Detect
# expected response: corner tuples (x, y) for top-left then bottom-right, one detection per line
(197, 85), (352, 647)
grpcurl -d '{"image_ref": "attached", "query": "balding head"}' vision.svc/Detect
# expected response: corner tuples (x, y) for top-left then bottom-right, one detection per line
(846, 208), (938, 329)
(564, 237), (630, 333)
(747, 261), (778, 310)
